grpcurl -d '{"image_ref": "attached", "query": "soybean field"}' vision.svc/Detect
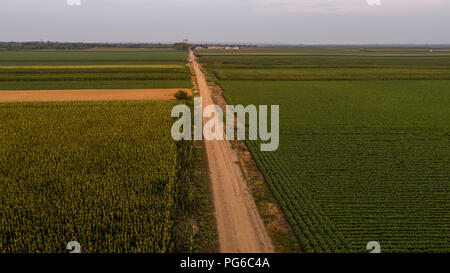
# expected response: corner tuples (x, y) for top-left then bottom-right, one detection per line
(198, 49), (450, 253)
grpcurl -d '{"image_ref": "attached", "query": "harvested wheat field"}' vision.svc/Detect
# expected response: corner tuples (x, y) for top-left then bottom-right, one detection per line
(0, 88), (191, 102)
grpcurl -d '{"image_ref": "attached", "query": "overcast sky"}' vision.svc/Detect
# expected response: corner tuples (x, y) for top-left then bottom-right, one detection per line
(1, 0), (450, 44)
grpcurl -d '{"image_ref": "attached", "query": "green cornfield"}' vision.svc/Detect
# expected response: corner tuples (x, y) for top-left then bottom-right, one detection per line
(0, 101), (194, 253)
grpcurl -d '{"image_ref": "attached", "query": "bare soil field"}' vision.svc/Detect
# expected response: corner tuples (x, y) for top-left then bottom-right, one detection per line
(0, 88), (191, 102)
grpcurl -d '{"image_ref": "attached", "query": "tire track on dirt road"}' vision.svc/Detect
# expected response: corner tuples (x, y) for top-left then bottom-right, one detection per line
(189, 51), (274, 253)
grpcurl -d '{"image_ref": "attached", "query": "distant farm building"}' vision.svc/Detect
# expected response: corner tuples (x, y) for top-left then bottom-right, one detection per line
(194, 45), (240, 51)
(207, 46), (224, 50)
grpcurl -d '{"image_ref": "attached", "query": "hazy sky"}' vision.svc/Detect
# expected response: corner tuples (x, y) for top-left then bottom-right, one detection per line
(1, 0), (450, 44)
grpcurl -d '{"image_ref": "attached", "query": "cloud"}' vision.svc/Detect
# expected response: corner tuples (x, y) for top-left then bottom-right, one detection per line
(253, 0), (450, 14)
(255, 0), (359, 13)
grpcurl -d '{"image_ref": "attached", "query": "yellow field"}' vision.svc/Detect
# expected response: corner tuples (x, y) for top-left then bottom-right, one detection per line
(0, 88), (192, 102)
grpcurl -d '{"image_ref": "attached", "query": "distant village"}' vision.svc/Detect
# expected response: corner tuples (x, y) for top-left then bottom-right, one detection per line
(179, 38), (241, 51)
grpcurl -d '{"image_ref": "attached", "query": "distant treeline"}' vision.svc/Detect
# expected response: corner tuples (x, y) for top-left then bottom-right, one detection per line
(0, 42), (183, 51)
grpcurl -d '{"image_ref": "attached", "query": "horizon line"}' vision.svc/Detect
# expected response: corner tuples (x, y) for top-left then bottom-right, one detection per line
(2, 41), (450, 47)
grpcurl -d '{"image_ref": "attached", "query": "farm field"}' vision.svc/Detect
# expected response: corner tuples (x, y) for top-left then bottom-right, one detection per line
(199, 46), (450, 56)
(200, 54), (450, 80)
(0, 88), (192, 102)
(0, 51), (191, 90)
(0, 101), (194, 252)
(210, 68), (450, 81)
(0, 51), (218, 253)
(0, 51), (188, 65)
(199, 49), (450, 252)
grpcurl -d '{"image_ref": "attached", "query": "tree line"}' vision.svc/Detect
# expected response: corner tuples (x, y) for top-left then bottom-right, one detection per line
(0, 42), (185, 51)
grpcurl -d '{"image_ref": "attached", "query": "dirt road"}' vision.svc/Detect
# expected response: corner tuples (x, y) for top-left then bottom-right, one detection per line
(190, 51), (274, 253)
(0, 88), (191, 102)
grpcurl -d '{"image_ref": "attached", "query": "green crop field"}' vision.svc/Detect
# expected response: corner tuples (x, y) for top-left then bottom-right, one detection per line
(0, 51), (191, 90)
(199, 49), (450, 253)
(199, 53), (450, 81)
(0, 51), (188, 66)
(211, 68), (450, 81)
(0, 101), (197, 253)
